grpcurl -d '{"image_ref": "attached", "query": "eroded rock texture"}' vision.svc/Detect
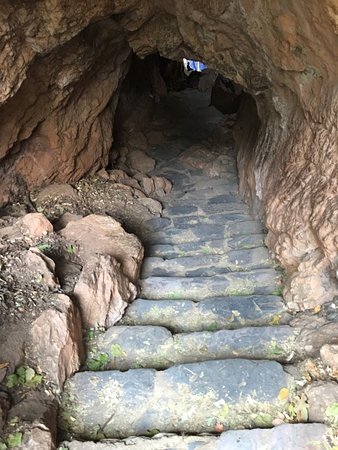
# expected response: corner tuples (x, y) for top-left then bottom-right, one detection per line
(0, 0), (337, 309)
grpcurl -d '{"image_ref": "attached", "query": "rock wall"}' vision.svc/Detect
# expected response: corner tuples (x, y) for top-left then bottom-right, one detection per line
(0, 5), (133, 204)
(0, 0), (337, 310)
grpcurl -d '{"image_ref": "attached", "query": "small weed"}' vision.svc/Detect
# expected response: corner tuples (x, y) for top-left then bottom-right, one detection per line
(66, 244), (75, 254)
(86, 353), (109, 370)
(5, 366), (42, 389)
(201, 246), (212, 255)
(7, 432), (23, 449)
(37, 243), (51, 253)
(84, 329), (95, 342)
(207, 321), (218, 332)
(178, 250), (186, 257)
(168, 291), (182, 300)
(288, 393), (308, 422)
(111, 344), (125, 358)
(271, 315), (281, 325)
(272, 285), (284, 296)
(268, 340), (284, 357)
(325, 403), (338, 426)
(145, 429), (160, 437)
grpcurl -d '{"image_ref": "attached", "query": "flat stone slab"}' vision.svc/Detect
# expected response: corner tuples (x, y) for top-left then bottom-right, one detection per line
(60, 359), (293, 439)
(176, 185), (240, 198)
(141, 248), (274, 277)
(61, 424), (328, 450)
(85, 325), (297, 370)
(171, 212), (256, 225)
(164, 196), (244, 209)
(119, 296), (291, 332)
(146, 236), (267, 258)
(163, 202), (249, 217)
(140, 269), (282, 300)
(144, 221), (264, 244)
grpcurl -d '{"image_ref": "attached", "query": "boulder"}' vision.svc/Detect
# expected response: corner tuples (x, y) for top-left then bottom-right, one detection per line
(305, 381), (338, 422)
(73, 254), (137, 329)
(59, 214), (143, 282)
(25, 248), (58, 290)
(16, 213), (53, 239)
(27, 294), (83, 387)
(320, 344), (338, 370)
(127, 149), (156, 174)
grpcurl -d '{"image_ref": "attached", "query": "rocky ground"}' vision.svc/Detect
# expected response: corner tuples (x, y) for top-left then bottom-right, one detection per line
(0, 89), (337, 449)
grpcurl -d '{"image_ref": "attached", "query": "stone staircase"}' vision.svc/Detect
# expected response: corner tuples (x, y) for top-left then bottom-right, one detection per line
(59, 90), (328, 448)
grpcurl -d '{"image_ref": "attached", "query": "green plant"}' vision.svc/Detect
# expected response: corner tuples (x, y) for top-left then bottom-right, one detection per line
(145, 429), (160, 437)
(7, 432), (23, 448)
(271, 314), (281, 325)
(84, 329), (95, 342)
(272, 285), (284, 296)
(111, 344), (125, 358)
(86, 353), (109, 370)
(66, 244), (75, 254)
(201, 246), (212, 255)
(207, 321), (218, 332)
(325, 403), (338, 426)
(268, 340), (284, 357)
(167, 291), (182, 300)
(5, 367), (42, 388)
(37, 243), (51, 253)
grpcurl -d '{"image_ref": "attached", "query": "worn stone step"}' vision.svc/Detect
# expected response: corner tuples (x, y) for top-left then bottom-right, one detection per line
(85, 325), (297, 370)
(143, 221), (265, 245)
(163, 202), (249, 217)
(168, 189), (240, 201)
(146, 235), (267, 258)
(143, 213), (259, 233)
(144, 213), (265, 234)
(60, 424), (329, 450)
(180, 184), (239, 197)
(141, 248), (275, 277)
(140, 269), (282, 300)
(171, 212), (256, 225)
(164, 191), (240, 205)
(59, 359), (295, 439)
(119, 296), (290, 332)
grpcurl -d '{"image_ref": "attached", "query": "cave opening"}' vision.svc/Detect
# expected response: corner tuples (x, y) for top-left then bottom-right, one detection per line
(104, 51), (254, 242)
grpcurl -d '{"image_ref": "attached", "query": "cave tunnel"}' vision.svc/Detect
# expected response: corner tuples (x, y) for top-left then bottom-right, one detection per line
(0, 1), (337, 448)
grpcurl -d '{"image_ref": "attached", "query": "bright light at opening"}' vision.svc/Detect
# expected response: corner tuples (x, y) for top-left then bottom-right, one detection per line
(183, 58), (208, 74)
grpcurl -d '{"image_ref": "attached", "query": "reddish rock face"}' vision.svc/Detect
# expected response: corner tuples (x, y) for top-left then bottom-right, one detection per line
(0, 0), (337, 309)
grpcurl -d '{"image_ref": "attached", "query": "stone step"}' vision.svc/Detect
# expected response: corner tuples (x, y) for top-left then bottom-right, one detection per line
(170, 212), (256, 225)
(166, 190), (242, 201)
(143, 221), (265, 245)
(140, 269), (282, 300)
(164, 197), (249, 209)
(167, 188), (240, 201)
(163, 202), (249, 217)
(119, 296), (290, 332)
(61, 424), (329, 450)
(141, 248), (275, 277)
(146, 236), (267, 258)
(143, 213), (259, 233)
(85, 325), (297, 370)
(59, 359), (296, 439)
(144, 213), (265, 234)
